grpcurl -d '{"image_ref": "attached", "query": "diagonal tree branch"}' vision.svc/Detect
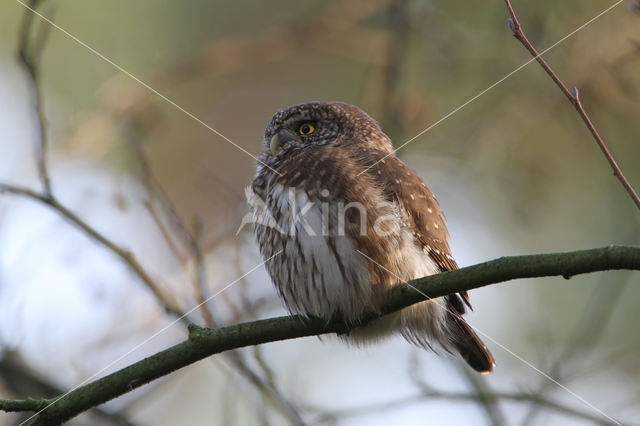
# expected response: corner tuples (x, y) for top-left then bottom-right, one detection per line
(1, 245), (637, 425)
(504, 0), (640, 212)
(0, 183), (182, 317)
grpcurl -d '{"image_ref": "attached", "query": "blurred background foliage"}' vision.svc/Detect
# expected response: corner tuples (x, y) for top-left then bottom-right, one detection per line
(0, 0), (639, 425)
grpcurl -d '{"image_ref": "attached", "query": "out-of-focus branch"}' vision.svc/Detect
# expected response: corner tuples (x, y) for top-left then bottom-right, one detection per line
(10, 1), (183, 317)
(0, 355), (136, 425)
(521, 276), (630, 426)
(308, 390), (616, 426)
(412, 354), (507, 426)
(0, 182), (182, 317)
(191, 217), (219, 326)
(128, 125), (191, 264)
(309, 369), (618, 426)
(380, 0), (411, 135)
(17, 0), (52, 196)
(456, 364), (506, 426)
(521, 206), (639, 426)
(3, 245), (639, 425)
(504, 0), (640, 212)
(128, 129), (218, 325)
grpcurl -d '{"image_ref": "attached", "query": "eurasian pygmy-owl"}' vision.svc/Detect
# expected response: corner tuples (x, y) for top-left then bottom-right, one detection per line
(251, 101), (494, 373)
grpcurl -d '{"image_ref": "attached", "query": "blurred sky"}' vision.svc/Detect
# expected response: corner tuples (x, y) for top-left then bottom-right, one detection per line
(0, 1), (639, 425)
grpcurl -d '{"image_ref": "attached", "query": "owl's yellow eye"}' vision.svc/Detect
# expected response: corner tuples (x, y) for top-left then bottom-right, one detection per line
(299, 123), (315, 135)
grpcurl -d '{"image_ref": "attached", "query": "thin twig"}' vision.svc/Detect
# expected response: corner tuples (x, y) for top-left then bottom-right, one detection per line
(521, 277), (631, 426)
(128, 129), (220, 325)
(0, 355), (136, 425)
(456, 363), (506, 426)
(307, 388), (617, 426)
(520, 207), (639, 426)
(0, 183), (181, 317)
(17, 0), (52, 197)
(253, 346), (277, 389)
(409, 355), (506, 426)
(225, 352), (306, 425)
(129, 129), (192, 263)
(192, 217), (219, 327)
(504, 0), (640, 211)
(12, 1), (182, 317)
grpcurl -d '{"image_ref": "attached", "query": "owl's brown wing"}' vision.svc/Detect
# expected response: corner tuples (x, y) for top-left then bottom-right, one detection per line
(364, 152), (496, 372)
(363, 151), (472, 310)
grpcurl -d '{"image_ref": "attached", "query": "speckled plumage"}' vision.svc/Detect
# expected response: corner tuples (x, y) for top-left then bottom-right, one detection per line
(252, 101), (494, 373)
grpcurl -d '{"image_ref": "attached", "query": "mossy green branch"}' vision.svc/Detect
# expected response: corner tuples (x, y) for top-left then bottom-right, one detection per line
(1, 245), (638, 425)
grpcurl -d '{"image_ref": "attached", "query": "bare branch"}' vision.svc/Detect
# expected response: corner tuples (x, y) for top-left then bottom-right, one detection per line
(504, 0), (640, 211)
(323, 358), (619, 426)
(0, 183), (181, 317)
(17, 0), (52, 196)
(189, 217), (219, 327)
(309, 389), (617, 426)
(0, 355), (136, 425)
(521, 270), (633, 425)
(456, 364), (506, 426)
(1, 245), (637, 425)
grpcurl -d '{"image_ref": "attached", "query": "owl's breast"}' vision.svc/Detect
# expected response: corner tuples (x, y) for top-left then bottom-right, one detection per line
(252, 182), (380, 321)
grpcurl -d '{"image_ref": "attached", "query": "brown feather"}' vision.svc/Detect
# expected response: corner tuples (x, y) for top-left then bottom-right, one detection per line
(363, 152), (472, 308)
(362, 151), (493, 371)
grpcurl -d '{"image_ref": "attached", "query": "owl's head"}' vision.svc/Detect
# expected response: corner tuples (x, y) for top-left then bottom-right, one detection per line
(263, 101), (392, 157)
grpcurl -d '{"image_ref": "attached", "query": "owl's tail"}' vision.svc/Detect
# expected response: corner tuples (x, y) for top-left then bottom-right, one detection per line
(448, 307), (495, 374)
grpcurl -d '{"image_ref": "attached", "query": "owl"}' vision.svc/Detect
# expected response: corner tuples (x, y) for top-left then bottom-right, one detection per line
(251, 101), (494, 373)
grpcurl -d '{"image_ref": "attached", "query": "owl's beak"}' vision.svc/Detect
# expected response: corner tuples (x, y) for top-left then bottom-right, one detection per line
(270, 134), (280, 155)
